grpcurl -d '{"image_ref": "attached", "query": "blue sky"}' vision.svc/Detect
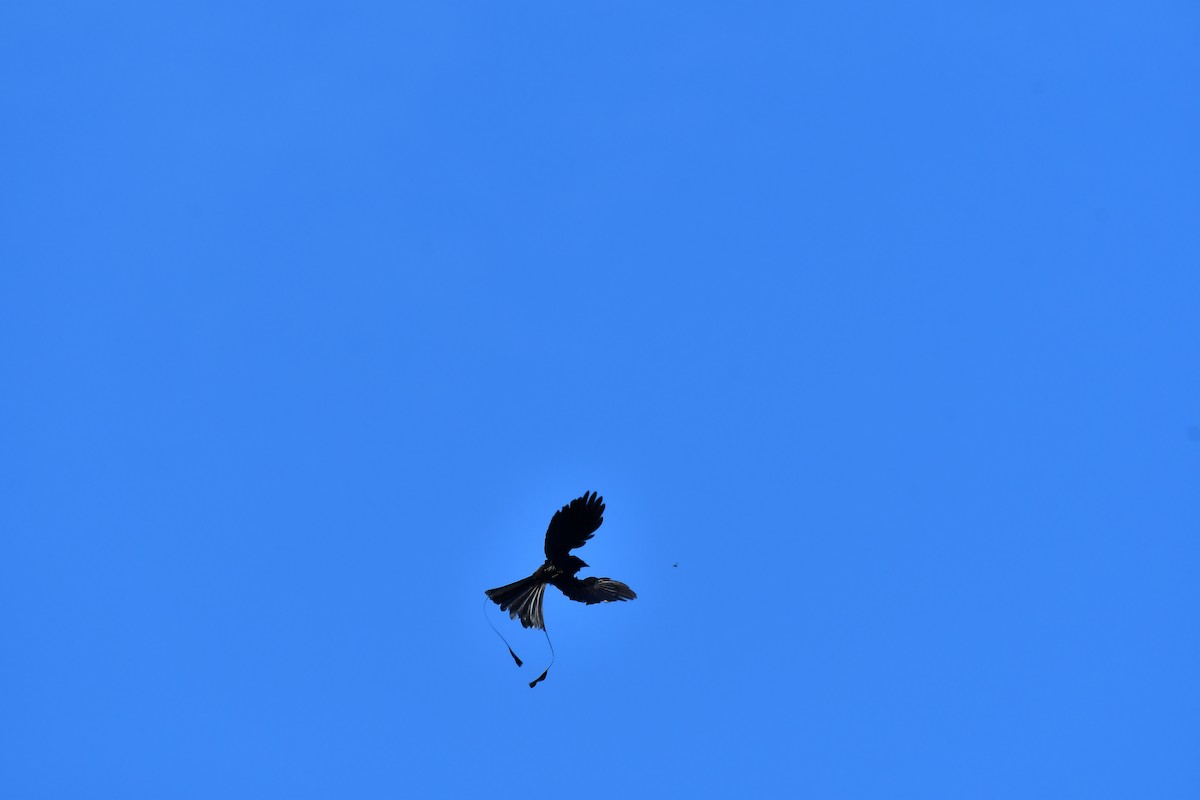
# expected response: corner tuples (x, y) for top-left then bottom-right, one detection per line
(2, 2), (1198, 797)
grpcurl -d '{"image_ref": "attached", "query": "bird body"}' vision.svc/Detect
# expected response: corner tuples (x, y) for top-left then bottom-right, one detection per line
(485, 491), (636, 630)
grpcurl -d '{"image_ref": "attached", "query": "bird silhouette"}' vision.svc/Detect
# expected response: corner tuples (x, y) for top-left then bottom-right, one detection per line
(485, 491), (636, 630)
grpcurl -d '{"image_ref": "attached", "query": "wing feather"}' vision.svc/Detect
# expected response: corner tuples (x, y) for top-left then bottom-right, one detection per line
(558, 576), (637, 605)
(543, 491), (605, 562)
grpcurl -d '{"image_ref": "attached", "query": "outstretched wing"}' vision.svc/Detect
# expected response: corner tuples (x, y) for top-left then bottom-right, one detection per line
(544, 491), (605, 562)
(558, 576), (637, 605)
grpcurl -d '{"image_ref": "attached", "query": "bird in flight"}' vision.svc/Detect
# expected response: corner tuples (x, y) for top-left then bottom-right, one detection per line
(486, 491), (636, 628)
(485, 491), (635, 685)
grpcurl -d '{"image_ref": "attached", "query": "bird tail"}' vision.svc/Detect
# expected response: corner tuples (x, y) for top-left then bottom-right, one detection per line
(485, 574), (547, 630)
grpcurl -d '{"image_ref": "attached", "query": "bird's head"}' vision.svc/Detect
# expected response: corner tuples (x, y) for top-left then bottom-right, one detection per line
(561, 555), (588, 574)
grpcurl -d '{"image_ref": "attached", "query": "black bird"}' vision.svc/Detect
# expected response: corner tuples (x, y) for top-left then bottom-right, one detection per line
(485, 491), (636, 630)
